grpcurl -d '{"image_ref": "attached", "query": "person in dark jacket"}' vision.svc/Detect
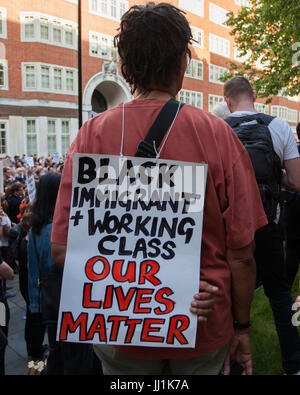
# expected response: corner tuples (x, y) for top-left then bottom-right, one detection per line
(8, 203), (46, 361)
(5, 182), (24, 225)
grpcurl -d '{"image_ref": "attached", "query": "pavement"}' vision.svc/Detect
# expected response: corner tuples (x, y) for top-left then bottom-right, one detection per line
(4, 274), (38, 375)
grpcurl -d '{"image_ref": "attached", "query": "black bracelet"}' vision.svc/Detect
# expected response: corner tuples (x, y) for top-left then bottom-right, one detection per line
(233, 321), (251, 330)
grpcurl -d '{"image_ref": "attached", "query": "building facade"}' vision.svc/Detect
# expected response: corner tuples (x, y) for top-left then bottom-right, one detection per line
(0, 0), (299, 158)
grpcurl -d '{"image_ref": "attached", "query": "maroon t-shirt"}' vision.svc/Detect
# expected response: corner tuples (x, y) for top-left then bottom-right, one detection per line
(52, 100), (267, 359)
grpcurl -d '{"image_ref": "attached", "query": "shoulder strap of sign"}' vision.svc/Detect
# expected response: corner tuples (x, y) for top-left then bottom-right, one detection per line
(135, 99), (184, 158)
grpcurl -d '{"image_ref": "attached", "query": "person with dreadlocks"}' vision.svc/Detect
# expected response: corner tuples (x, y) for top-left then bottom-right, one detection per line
(51, 2), (267, 375)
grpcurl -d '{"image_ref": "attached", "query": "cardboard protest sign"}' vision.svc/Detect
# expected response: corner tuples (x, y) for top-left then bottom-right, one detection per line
(57, 153), (207, 348)
(52, 152), (60, 163)
(26, 176), (36, 202)
(25, 157), (34, 168)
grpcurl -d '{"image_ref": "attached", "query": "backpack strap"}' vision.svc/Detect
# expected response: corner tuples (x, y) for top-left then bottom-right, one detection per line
(135, 99), (184, 158)
(225, 113), (275, 129)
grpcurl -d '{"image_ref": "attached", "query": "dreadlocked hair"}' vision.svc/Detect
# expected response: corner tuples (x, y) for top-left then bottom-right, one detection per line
(114, 2), (192, 95)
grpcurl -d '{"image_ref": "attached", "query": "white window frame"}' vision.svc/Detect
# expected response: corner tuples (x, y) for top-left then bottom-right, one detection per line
(190, 26), (204, 49)
(47, 118), (58, 154)
(0, 120), (8, 156)
(271, 105), (298, 123)
(179, 89), (203, 109)
(0, 59), (8, 90)
(209, 64), (228, 85)
(209, 33), (230, 58)
(24, 118), (39, 157)
(89, 0), (129, 22)
(61, 119), (71, 155)
(254, 102), (269, 115)
(89, 31), (116, 60)
(22, 62), (78, 95)
(185, 59), (203, 80)
(179, 0), (204, 18)
(20, 12), (78, 50)
(208, 94), (225, 113)
(235, 0), (252, 7)
(0, 7), (7, 39)
(209, 3), (229, 28)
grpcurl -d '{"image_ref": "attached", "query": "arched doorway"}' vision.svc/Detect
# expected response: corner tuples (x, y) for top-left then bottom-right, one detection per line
(83, 68), (132, 122)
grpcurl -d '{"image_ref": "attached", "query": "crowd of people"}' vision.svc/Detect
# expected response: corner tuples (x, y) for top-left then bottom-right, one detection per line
(1, 1), (300, 377)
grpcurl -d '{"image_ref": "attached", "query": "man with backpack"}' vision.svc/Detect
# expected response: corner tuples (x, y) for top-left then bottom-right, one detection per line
(224, 76), (300, 375)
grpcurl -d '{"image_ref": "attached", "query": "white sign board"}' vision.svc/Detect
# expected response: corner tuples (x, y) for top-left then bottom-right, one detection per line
(57, 154), (207, 348)
(26, 176), (36, 202)
(52, 152), (60, 163)
(25, 157), (34, 168)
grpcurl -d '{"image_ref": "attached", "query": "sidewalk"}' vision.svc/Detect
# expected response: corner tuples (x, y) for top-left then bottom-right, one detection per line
(4, 274), (29, 375)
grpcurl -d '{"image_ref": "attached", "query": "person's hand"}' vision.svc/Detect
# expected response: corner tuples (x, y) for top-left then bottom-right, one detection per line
(190, 280), (218, 322)
(223, 330), (252, 375)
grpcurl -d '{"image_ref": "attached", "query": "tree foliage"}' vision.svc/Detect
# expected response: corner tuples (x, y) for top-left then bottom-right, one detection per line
(223, 0), (300, 101)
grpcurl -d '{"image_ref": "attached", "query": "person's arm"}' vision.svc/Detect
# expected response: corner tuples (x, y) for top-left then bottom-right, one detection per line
(51, 243), (67, 267)
(282, 157), (300, 192)
(223, 241), (256, 376)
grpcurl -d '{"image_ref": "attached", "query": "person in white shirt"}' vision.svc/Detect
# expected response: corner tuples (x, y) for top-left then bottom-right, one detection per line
(224, 76), (300, 375)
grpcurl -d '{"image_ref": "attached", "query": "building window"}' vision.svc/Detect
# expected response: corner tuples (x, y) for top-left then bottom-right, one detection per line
(185, 59), (203, 80)
(65, 24), (74, 46)
(209, 3), (229, 28)
(23, 63), (77, 95)
(24, 65), (36, 89)
(179, 0), (204, 17)
(0, 7), (7, 39)
(209, 33), (230, 58)
(41, 66), (50, 89)
(190, 26), (204, 48)
(40, 17), (50, 41)
(235, 0), (252, 7)
(270, 105), (298, 123)
(54, 68), (63, 90)
(254, 102), (269, 115)
(89, 31), (116, 60)
(288, 109), (298, 123)
(24, 15), (35, 40)
(21, 13), (77, 50)
(89, 0), (129, 21)
(0, 122), (7, 154)
(208, 94), (224, 112)
(179, 89), (203, 109)
(53, 21), (62, 43)
(209, 64), (228, 84)
(65, 70), (74, 92)
(0, 60), (8, 90)
(47, 120), (57, 153)
(61, 120), (70, 154)
(26, 120), (37, 156)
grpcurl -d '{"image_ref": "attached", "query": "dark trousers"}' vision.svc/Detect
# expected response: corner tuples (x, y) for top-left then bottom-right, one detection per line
(25, 310), (46, 360)
(46, 323), (102, 375)
(255, 223), (300, 374)
(285, 239), (300, 287)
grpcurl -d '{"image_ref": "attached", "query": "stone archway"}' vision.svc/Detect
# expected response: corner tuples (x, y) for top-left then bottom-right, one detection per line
(82, 65), (132, 122)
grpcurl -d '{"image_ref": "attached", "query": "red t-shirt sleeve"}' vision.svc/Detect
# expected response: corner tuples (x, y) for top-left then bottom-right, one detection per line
(51, 124), (87, 245)
(222, 148), (268, 249)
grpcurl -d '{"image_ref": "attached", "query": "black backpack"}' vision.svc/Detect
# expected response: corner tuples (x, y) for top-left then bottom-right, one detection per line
(225, 113), (282, 223)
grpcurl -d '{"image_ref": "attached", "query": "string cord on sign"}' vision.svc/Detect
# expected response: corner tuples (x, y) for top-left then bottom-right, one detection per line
(120, 102), (125, 158)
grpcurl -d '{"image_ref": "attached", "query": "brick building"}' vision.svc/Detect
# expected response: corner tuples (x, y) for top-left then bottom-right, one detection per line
(0, 0), (299, 158)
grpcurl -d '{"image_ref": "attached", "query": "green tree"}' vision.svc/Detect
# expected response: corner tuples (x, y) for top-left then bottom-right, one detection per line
(223, 0), (300, 101)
